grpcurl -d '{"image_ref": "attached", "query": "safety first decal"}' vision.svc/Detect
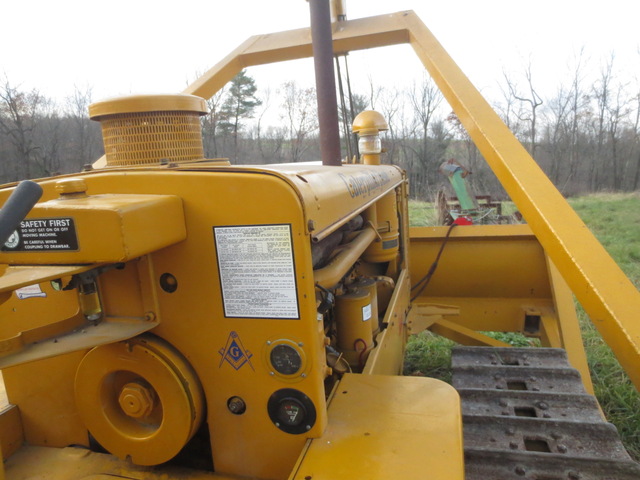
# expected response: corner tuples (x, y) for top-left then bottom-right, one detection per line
(2, 217), (78, 252)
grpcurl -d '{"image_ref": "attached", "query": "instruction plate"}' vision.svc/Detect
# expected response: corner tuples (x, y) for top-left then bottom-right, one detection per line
(214, 224), (299, 319)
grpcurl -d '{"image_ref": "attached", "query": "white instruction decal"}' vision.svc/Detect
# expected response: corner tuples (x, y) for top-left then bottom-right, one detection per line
(214, 224), (299, 319)
(362, 304), (372, 321)
(15, 284), (47, 299)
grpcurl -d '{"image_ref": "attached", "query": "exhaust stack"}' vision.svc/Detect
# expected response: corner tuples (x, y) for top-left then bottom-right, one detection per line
(309, 0), (342, 166)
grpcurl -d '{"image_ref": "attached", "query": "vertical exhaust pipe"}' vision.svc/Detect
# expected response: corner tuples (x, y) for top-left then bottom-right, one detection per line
(309, 0), (342, 166)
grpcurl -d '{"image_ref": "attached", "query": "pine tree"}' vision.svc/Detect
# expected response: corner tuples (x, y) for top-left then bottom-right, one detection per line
(219, 70), (261, 161)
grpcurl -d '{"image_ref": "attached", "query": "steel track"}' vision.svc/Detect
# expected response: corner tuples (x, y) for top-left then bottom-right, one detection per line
(451, 346), (640, 480)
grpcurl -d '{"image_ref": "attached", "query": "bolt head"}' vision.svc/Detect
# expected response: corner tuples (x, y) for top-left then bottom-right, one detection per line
(118, 382), (155, 418)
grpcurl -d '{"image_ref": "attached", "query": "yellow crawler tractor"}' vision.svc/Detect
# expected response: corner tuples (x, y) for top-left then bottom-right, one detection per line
(1, 1), (639, 479)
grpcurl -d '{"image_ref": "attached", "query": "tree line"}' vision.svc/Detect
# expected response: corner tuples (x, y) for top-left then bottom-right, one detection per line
(2, 55), (639, 200)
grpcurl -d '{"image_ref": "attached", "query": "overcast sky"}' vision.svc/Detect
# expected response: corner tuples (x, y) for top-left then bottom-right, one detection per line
(2, 1), (638, 107)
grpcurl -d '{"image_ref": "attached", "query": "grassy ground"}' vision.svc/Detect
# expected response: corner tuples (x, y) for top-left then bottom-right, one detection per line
(570, 193), (640, 460)
(404, 192), (640, 460)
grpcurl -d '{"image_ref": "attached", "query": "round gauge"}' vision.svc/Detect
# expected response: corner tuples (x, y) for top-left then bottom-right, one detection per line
(276, 398), (306, 427)
(270, 344), (302, 375)
(267, 388), (317, 434)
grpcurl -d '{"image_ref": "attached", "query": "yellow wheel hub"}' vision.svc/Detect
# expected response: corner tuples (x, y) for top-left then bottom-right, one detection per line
(75, 335), (205, 465)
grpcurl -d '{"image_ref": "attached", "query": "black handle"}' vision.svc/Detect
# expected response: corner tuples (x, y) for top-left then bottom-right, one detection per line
(0, 180), (44, 247)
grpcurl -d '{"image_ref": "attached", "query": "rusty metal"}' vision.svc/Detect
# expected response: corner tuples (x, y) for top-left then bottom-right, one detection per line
(309, 0), (342, 166)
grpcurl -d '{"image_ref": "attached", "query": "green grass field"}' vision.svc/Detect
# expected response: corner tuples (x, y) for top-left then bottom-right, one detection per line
(405, 192), (640, 460)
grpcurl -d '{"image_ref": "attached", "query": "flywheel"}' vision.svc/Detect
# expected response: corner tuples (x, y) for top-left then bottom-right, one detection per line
(75, 334), (205, 466)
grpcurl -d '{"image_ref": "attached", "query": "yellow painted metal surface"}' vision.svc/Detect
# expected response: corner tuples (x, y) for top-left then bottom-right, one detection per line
(2, 6), (636, 479)
(0, 161), (409, 479)
(258, 163), (404, 242)
(75, 335), (205, 466)
(408, 224), (596, 391)
(0, 265), (98, 294)
(88, 94), (207, 118)
(290, 374), (464, 480)
(362, 269), (410, 376)
(406, 303), (459, 335)
(351, 110), (388, 136)
(182, 13), (411, 101)
(410, 225), (551, 300)
(430, 318), (512, 348)
(0, 190), (186, 265)
(314, 227), (376, 287)
(0, 405), (22, 460)
(0, 314), (160, 370)
(546, 258), (595, 395)
(3, 351), (90, 448)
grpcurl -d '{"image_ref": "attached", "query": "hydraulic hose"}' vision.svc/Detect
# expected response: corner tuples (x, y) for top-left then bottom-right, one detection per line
(0, 181), (43, 246)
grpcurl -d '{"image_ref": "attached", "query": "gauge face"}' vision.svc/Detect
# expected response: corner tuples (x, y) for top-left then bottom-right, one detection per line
(276, 398), (305, 427)
(270, 344), (302, 375)
(267, 388), (316, 434)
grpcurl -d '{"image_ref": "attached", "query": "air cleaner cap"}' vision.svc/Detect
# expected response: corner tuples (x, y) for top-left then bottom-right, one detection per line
(89, 94), (207, 120)
(88, 94), (207, 167)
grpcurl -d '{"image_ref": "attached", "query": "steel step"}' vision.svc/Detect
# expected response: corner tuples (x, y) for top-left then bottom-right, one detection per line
(451, 346), (640, 480)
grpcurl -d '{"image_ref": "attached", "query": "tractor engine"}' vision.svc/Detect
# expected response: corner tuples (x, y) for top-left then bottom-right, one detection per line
(0, 95), (409, 479)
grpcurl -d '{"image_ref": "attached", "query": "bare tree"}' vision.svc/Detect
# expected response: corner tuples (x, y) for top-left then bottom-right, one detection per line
(543, 84), (572, 186)
(632, 81), (640, 190)
(33, 97), (62, 176)
(607, 83), (630, 190)
(201, 86), (226, 159)
(591, 54), (615, 190)
(378, 86), (402, 164)
(564, 50), (589, 191)
(280, 81), (318, 163)
(503, 60), (543, 159)
(254, 87), (273, 163)
(65, 85), (100, 171)
(0, 77), (44, 180)
(409, 75), (444, 198)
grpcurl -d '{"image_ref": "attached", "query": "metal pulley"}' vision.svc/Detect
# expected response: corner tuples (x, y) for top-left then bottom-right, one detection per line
(74, 334), (205, 465)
